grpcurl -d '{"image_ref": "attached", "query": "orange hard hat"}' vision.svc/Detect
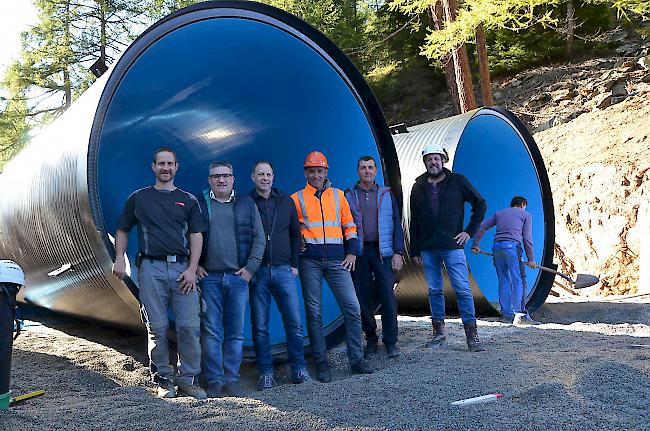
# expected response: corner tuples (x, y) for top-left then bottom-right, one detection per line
(303, 151), (329, 169)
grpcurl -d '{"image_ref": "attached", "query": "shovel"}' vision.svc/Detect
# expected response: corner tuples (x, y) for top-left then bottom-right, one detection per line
(475, 250), (600, 289)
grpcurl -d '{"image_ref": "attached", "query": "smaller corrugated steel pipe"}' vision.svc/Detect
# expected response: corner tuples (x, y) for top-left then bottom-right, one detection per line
(390, 107), (556, 314)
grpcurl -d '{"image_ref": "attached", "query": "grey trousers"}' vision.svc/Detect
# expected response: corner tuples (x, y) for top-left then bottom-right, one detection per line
(138, 260), (201, 385)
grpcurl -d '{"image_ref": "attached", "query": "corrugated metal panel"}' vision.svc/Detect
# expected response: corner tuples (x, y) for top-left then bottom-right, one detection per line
(0, 72), (142, 328)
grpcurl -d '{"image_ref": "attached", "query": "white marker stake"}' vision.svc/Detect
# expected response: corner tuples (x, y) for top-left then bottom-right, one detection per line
(451, 393), (503, 406)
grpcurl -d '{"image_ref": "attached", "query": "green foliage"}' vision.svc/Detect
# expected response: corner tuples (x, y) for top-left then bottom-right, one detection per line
(390, 0), (648, 64)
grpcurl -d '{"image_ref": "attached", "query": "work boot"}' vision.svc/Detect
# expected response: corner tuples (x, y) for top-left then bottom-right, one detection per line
(223, 381), (247, 398)
(316, 360), (332, 383)
(513, 313), (541, 326)
(206, 382), (223, 398)
(177, 381), (207, 400)
(156, 379), (176, 399)
(291, 369), (312, 384)
(425, 319), (446, 348)
(463, 322), (485, 352)
(364, 340), (379, 358)
(257, 374), (276, 391)
(385, 343), (400, 358)
(350, 359), (374, 375)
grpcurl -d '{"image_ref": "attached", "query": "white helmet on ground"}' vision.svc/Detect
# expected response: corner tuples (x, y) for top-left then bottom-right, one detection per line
(421, 143), (449, 162)
(0, 260), (25, 286)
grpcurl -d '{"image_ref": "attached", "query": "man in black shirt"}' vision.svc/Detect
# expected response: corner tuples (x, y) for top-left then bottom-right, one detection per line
(249, 161), (311, 390)
(112, 147), (206, 399)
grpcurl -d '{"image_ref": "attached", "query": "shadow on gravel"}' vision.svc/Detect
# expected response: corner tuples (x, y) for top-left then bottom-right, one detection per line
(17, 304), (148, 364)
(534, 301), (650, 325)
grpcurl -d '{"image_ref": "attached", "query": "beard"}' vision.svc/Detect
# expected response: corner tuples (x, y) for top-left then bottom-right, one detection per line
(427, 165), (443, 178)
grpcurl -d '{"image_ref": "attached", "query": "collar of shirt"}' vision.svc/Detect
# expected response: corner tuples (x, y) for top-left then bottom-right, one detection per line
(253, 188), (279, 200)
(355, 182), (379, 192)
(209, 189), (235, 202)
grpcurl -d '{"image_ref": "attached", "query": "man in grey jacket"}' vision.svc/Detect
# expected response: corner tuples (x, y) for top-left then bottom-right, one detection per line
(197, 161), (265, 398)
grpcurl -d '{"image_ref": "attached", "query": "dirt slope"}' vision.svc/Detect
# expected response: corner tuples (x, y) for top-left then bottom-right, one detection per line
(533, 84), (650, 295)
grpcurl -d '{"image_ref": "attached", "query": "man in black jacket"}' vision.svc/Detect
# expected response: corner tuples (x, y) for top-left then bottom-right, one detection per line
(409, 143), (487, 352)
(249, 161), (311, 390)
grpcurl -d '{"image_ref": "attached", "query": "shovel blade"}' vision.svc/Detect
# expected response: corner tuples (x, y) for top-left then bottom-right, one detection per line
(573, 274), (599, 289)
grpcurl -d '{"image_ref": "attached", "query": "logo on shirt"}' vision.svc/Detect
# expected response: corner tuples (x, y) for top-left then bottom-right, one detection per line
(175, 202), (186, 207)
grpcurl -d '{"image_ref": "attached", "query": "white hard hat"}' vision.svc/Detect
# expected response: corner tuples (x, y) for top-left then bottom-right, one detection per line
(0, 260), (25, 286)
(422, 143), (449, 162)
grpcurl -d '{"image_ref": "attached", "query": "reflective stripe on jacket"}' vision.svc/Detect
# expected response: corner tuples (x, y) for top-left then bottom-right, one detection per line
(291, 180), (358, 260)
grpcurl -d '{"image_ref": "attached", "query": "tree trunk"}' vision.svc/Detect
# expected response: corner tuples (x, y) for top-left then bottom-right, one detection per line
(441, 0), (476, 113)
(566, 0), (575, 58)
(430, 4), (461, 115)
(63, 0), (72, 110)
(475, 24), (494, 107)
(100, 0), (107, 65)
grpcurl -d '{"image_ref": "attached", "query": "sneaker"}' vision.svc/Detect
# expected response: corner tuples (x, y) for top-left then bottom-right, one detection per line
(257, 374), (276, 391)
(514, 313), (542, 326)
(291, 369), (312, 384)
(223, 381), (247, 398)
(177, 382), (207, 400)
(364, 340), (378, 358)
(316, 360), (332, 383)
(350, 359), (374, 375)
(385, 343), (400, 358)
(499, 315), (514, 324)
(156, 379), (176, 399)
(206, 382), (223, 398)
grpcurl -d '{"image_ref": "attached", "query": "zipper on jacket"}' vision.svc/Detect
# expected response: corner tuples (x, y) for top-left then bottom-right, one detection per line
(318, 192), (327, 261)
(268, 195), (280, 266)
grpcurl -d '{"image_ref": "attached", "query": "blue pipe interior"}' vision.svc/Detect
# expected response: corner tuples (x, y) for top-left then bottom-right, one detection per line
(96, 17), (384, 349)
(457, 113), (544, 307)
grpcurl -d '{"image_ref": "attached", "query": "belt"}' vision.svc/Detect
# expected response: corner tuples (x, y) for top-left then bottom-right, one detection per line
(142, 254), (188, 263)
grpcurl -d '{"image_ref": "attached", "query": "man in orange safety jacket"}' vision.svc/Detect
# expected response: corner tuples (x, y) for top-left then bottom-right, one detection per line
(291, 151), (374, 382)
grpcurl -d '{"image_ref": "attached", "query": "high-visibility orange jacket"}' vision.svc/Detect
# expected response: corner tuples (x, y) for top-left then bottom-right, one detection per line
(291, 179), (358, 260)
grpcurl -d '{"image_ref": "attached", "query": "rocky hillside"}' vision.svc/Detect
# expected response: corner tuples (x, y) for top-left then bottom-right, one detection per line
(534, 83), (650, 296)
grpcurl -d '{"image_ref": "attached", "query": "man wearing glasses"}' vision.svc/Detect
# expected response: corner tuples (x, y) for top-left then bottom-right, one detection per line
(197, 162), (265, 398)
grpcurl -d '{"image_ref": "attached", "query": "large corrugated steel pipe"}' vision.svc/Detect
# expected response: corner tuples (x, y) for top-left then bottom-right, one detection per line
(0, 1), (398, 357)
(391, 107), (556, 314)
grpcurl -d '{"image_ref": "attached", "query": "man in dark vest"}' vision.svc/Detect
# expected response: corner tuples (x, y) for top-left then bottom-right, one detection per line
(345, 156), (404, 359)
(197, 161), (265, 398)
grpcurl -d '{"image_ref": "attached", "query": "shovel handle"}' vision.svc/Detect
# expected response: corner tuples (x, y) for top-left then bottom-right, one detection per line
(475, 250), (573, 282)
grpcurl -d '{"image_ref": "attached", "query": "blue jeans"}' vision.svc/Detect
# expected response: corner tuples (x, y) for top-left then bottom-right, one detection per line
(492, 242), (526, 316)
(137, 260), (201, 385)
(251, 265), (306, 375)
(352, 244), (398, 345)
(421, 249), (477, 324)
(200, 271), (249, 385)
(299, 258), (364, 363)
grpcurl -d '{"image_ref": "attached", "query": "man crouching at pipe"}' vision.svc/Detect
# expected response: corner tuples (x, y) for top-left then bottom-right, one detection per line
(196, 162), (265, 398)
(113, 147), (207, 399)
(409, 143), (487, 352)
(291, 151), (373, 382)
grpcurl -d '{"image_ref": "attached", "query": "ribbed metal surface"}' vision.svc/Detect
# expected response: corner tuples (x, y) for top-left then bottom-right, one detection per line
(0, 73), (142, 328)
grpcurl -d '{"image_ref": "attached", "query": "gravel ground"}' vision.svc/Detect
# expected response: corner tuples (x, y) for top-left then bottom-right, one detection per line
(2, 298), (649, 431)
